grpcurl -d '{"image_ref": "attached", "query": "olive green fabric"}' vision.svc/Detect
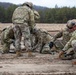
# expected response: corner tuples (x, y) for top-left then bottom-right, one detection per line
(33, 10), (40, 21)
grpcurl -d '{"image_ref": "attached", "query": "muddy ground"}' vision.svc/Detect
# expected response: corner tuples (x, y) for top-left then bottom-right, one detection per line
(0, 23), (76, 75)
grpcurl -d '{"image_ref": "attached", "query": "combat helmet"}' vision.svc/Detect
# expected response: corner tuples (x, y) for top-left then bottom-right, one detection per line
(66, 20), (76, 29)
(22, 2), (33, 9)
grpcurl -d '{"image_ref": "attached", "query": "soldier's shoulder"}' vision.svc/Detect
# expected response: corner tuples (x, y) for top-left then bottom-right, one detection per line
(62, 28), (69, 32)
(15, 6), (28, 10)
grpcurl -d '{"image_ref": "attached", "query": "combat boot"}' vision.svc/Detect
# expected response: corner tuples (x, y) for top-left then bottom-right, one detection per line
(60, 54), (73, 60)
(16, 51), (22, 57)
(59, 51), (64, 58)
(28, 51), (34, 57)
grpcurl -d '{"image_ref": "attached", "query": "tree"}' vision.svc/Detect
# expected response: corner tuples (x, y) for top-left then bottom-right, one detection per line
(6, 5), (17, 23)
(0, 6), (6, 22)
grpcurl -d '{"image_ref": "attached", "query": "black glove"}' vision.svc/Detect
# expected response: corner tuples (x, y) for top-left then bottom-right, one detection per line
(49, 42), (54, 49)
(30, 28), (34, 34)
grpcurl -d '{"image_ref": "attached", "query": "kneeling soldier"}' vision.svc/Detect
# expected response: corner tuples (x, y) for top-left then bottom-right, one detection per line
(0, 25), (22, 57)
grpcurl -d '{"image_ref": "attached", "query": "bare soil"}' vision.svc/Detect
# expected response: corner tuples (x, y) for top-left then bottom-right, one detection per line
(0, 23), (76, 75)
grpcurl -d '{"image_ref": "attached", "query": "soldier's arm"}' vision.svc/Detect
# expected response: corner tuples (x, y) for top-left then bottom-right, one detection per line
(4, 30), (13, 43)
(53, 31), (63, 41)
(29, 10), (35, 29)
(33, 10), (40, 21)
(62, 36), (75, 51)
(32, 36), (41, 50)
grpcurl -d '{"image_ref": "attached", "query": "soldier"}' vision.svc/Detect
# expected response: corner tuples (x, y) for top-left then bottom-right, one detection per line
(58, 20), (76, 60)
(53, 19), (76, 50)
(0, 25), (22, 56)
(12, 2), (35, 56)
(32, 28), (53, 54)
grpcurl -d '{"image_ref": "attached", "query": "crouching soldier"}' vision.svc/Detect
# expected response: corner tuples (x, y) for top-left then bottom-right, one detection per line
(0, 25), (22, 57)
(32, 28), (53, 54)
(59, 20), (76, 60)
(53, 19), (76, 51)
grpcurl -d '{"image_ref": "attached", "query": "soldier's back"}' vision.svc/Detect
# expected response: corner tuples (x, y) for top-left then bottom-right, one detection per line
(12, 6), (31, 23)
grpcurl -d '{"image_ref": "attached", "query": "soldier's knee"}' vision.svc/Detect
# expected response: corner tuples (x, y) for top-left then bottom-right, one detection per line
(2, 47), (9, 53)
(71, 40), (76, 50)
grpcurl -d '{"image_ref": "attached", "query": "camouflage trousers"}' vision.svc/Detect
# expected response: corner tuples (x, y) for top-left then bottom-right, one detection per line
(30, 34), (36, 48)
(60, 40), (76, 60)
(14, 23), (31, 51)
(54, 39), (67, 50)
(37, 42), (51, 54)
(13, 25), (22, 51)
(1, 43), (10, 53)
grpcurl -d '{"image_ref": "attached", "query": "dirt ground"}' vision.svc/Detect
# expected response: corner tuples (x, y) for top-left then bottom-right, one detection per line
(0, 23), (76, 75)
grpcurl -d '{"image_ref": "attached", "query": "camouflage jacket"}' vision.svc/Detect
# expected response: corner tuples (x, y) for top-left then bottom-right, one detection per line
(1, 27), (14, 44)
(63, 30), (76, 51)
(12, 5), (35, 29)
(54, 28), (72, 43)
(33, 10), (40, 21)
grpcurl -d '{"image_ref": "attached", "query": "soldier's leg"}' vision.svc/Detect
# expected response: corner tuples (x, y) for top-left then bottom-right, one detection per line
(23, 26), (33, 57)
(2, 43), (10, 53)
(30, 34), (36, 48)
(71, 40), (76, 64)
(42, 43), (54, 54)
(71, 40), (76, 59)
(39, 43), (45, 53)
(54, 40), (65, 50)
(23, 26), (31, 51)
(13, 25), (22, 57)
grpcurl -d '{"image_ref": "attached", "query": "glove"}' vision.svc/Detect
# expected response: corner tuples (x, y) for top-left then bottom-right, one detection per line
(49, 42), (54, 49)
(59, 51), (64, 58)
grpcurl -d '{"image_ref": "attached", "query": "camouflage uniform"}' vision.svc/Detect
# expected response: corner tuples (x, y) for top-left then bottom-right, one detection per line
(12, 2), (35, 51)
(33, 28), (53, 54)
(54, 19), (76, 50)
(33, 10), (40, 22)
(59, 19), (76, 60)
(54, 28), (72, 50)
(60, 30), (76, 60)
(1, 26), (21, 53)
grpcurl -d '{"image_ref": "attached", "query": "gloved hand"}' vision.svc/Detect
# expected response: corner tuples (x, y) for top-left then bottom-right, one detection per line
(59, 51), (64, 58)
(49, 42), (54, 49)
